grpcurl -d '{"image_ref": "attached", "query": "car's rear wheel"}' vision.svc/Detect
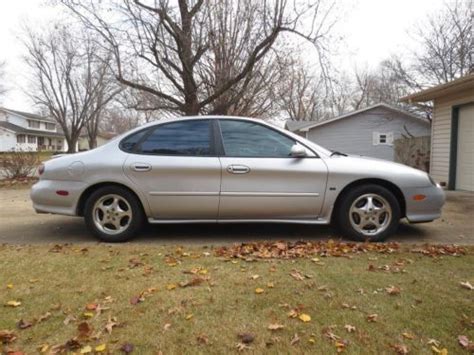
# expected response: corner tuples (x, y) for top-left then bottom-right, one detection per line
(337, 184), (401, 242)
(84, 186), (144, 242)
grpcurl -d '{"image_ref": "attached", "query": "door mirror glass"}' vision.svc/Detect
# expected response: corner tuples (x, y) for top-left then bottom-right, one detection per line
(290, 144), (307, 158)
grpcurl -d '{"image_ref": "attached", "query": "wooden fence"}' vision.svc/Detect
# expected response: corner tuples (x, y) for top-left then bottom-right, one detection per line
(394, 136), (431, 172)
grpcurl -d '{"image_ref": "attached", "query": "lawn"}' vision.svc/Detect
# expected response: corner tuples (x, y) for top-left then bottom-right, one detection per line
(0, 242), (473, 354)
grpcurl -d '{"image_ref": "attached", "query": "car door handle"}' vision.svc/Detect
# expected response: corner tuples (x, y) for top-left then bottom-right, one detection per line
(132, 163), (152, 172)
(226, 164), (250, 174)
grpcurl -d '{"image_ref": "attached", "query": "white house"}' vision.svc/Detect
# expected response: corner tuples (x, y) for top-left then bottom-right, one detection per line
(285, 103), (431, 162)
(0, 107), (67, 152)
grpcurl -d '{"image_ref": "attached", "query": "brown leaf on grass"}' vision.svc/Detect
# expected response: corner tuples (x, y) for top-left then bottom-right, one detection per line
(0, 330), (17, 344)
(344, 325), (356, 333)
(411, 244), (466, 257)
(120, 343), (134, 353)
(179, 276), (205, 288)
(390, 343), (409, 354)
(367, 314), (378, 322)
(402, 332), (415, 340)
(63, 314), (77, 325)
(37, 312), (52, 323)
(77, 322), (92, 339)
(335, 340), (348, 353)
(64, 339), (82, 351)
(238, 333), (255, 344)
(129, 296), (144, 305)
(128, 257), (144, 268)
(290, 333), (300, 345)
(268, 324), (285, 331)
(290, 270), (305, 281)
(85, 303), (98, 311)
(386, 286), (401, 295)
(460, 281), (474, 290)
(196, 334), (209, 345)
(17, 320), (32, 330)
(458, 335), (474, 351)
(323, 328), (340, 341)
(236, 342), (250, 351)
(5, 300), (21, 307)
(105, 316), (119, 334)
(163, 323), (171, 331)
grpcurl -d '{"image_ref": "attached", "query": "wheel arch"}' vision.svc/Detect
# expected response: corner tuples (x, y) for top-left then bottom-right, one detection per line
(332, 178), (406, 221)
(76, 182), (147, 217)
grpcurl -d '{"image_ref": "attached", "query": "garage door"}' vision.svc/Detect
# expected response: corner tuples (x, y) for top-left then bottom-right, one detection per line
(456, 104), (474, 191)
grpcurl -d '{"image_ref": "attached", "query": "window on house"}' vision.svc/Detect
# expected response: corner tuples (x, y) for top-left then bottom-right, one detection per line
(45, 123), (56, 130)
(28, 120), (40, 129)
(17, 135), (26, 143)
(27, 136), (37, 144)
(373, 132), (394, 146)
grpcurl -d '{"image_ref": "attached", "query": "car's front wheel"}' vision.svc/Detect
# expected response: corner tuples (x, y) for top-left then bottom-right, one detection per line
(84, 186), (145, 242)
(337, 184), (401, 242)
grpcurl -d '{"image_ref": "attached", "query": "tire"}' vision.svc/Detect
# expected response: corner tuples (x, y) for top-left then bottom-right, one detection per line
(336, 184), (401, 242)
(84, 186), (145, 242)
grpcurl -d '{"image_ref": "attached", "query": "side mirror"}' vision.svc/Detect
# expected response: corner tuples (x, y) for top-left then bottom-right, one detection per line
(290, 144), (307, 158)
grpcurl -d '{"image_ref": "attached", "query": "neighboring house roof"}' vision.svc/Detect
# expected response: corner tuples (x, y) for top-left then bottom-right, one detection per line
(285, 120), (318, 132)
(400, 73), (474, 103)
(285, 103), (429, 132)
(0, 121), (65, 137)
(0, 107), (56, 123)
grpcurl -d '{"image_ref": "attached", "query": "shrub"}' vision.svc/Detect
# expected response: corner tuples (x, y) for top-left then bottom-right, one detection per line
(0, 150), (39, 179)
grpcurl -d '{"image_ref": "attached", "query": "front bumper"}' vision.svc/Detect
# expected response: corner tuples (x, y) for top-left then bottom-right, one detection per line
(30, 179), (87, 216)
(403, 185), (445, 223)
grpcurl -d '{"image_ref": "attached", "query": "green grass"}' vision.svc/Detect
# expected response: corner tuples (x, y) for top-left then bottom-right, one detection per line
(0, 244), (473, 354)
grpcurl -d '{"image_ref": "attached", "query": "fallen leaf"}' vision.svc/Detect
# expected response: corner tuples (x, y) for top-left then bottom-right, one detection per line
(83, 312), (94, 318)
(250, 274), (260, 280)
(431, 346), (448, 355)
(238, 333), (255, 344)
(290, 333), (300, 345)
(105, 316), (119, 334)
(37, 344), (49, 353)
(367, 314), (378, 322)
(267, 282), (274, 288)
(129, 296), (143, 305)
(80, 345), (92, 354)
(37, 312), (52, 323)
(120, 343), (134, 353)
(95, 344), (106, 352)
(386, 285), (401, 295)
(290, 270), (305, 281)
(163, 323), (171, 331)
(391, 343), (409, 354)
(196, 334), (209, 345)
(6, 284), (13, 289)
(236, 342), (250, 351)
(179, 277), (205, 288)
(344, 324), (356, 333)
(85, 303), (98, 311)
(427, 339), (441, 347)
(17, 320), (32, 330)
(185, 314), (193, 320)
(166, 284), (177, 291)
(460, 281), (474, 290)
(268, 323), (285, 331)
(77, 322), (92, 339)
(402, 332), (415, 340)
(0, 330), (17, 344)
(299, 314), (311, 322)
(5, 301), (21, 307)
(63, 314), (77, 325)
(458, 335), (474, 351)
(255, 288), (265, 294)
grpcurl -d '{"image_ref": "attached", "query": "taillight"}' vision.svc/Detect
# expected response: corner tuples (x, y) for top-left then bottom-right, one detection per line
(38, 164), (45, 175)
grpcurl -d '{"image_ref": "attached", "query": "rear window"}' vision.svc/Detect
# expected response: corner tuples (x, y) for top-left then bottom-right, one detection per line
(119, 129), (149, 152)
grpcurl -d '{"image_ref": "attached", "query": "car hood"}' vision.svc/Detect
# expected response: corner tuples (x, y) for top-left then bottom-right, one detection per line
(325, 154), (432, 187)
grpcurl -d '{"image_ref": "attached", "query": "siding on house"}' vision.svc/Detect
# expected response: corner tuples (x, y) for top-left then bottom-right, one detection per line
(306, 107), (430, 161)
(430, 91), (474, 185)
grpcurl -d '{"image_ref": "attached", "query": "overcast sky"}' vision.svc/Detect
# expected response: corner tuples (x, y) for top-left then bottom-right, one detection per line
(0, 0), (447, 112)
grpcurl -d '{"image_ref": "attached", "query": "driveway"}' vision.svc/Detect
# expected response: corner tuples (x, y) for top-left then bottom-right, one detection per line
(0, 187), (472, 245)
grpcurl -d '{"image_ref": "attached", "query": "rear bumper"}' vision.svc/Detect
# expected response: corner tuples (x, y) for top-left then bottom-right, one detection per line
(30, 179), (87, 216)
(403, 185), (445, 223)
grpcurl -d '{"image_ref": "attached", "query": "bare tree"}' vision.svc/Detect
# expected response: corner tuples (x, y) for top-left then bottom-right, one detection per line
(59, 0), (336, 116)
(277, 62), (327, 121)
(23, 26), (121, 152)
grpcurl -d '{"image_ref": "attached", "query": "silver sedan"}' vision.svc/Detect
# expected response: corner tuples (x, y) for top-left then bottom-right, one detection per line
(31, 116), (445, 242)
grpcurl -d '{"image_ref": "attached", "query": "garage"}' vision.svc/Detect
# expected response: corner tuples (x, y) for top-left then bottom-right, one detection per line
(455, 104), (474, 191)
(401, 73), (474, 191)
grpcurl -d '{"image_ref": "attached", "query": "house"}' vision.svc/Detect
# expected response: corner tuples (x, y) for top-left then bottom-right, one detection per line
(78, 131), (118, 151)
(400, 73), (474, 191)
(285, 103), (431, 162)
(0, 107), (67, 152)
